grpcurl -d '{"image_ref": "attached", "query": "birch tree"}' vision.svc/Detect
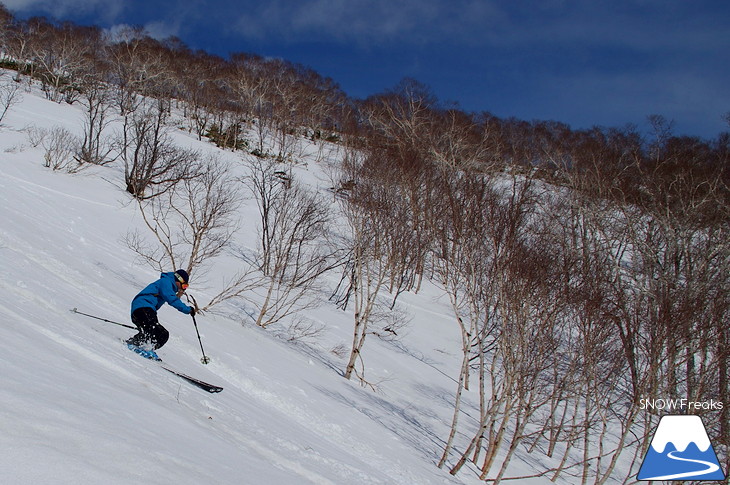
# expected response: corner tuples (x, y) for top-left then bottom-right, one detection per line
(242, 157), (341, 327)
(127, 154), (240, 278)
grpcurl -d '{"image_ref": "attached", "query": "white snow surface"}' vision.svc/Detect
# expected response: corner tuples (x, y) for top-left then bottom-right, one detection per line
(0, 78), (557, 484)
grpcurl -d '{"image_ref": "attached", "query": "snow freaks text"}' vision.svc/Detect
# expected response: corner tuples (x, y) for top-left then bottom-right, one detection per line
(639, 398), (724, 411)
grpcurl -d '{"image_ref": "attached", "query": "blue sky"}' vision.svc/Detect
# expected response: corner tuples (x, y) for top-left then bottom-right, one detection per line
(4, 0), (729, 139)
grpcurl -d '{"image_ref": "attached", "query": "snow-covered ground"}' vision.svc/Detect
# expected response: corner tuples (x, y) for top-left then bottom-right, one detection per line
(1, 78), (564, 484)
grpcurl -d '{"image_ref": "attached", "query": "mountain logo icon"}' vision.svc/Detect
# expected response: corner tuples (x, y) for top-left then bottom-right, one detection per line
(637, 415), (726, 481)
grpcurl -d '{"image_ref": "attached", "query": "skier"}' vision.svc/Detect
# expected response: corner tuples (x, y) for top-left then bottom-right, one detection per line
(126, 269), (196, 359)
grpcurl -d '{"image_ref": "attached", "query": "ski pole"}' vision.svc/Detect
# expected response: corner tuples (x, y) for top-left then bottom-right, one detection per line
(191, 313), (211, 365)
(70, 308), (136, 329)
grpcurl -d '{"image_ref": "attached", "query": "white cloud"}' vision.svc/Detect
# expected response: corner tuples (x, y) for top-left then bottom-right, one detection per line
(227, 0), (728, 61)
(232, 0), (504, 45)
(104, 21), (180, 43)
(4, 0), (124, 23)
(143, 20), (181, 40)
(486, 1), (728, 53)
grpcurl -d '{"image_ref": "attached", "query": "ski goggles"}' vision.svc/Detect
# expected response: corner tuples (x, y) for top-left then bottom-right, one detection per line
(175, 273), (189, 289)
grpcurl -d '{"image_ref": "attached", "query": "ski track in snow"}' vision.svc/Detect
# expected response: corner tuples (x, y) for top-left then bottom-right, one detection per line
(1, 170), (117, 208)
(207, 361), (394, 483)
(1, 300), (358, 484)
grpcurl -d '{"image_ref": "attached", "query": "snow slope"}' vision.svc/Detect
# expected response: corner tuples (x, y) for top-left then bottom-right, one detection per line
(0, 79), (553, 484)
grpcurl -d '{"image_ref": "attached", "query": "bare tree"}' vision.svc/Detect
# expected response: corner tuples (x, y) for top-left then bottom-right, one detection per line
(41, 126), (81, 172)
(176, 51), (225, 140)
(127, 154), (240, 277)
(0, 4), (13, 52)
(75, 39), (114, 166)
(107, 27), (148, 117)
(120, 98), (197, 199)
(241, 157), (341, 327)
(437, 171), (547, 475)
(27, 21), (96, 103)
(332, 147), (416, 384)
(0, 70), (21, 124)
(432, 177), (487, 468)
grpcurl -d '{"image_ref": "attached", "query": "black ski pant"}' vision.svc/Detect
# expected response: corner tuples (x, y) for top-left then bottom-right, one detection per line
(127, 307), (169, 350)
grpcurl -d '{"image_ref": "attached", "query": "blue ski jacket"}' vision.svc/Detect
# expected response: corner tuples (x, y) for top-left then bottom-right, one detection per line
(131, 272), (193, 316)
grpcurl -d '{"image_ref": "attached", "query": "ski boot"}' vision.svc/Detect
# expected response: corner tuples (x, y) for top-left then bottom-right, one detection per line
(127, 342), (161, 361)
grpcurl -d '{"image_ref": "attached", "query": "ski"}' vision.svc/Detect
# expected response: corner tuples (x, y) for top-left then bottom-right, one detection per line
(126, 342), (223, 393)
(159, 364), (223, 393)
